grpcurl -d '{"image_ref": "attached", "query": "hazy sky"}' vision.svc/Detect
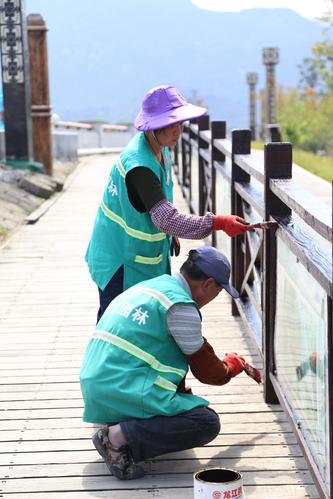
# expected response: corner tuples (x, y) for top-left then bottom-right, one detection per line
(192, 0), (330, 19)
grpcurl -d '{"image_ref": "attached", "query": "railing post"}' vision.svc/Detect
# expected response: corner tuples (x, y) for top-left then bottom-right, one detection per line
(329, 180), (333, 499)
(263, 142), (292, 403)
(197, 114), (210, 216)
(181, 123), (189, 191)
(266, 124), (281, 142)
(173, 141), (179, 178)
(211, 121), (226, 247)
(231, 129), (251, 316)
(28, 14), (53, 175)
(94, 124), (104, 148)
(188, 121), (197, 212)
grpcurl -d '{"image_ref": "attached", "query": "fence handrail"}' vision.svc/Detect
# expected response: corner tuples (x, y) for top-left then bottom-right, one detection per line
(102, 124), (130, 132)
(270, 178), (332, 242)
(53, 120), (93, 130)
(183, 124), (331, 244)
(53, 120), (130, 132)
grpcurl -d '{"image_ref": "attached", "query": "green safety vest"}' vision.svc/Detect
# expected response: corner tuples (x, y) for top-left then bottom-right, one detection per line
(80, 274), (209, 424)
(85, 132), (174, 291)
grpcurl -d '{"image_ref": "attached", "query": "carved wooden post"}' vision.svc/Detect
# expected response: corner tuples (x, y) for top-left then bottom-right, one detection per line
(263, 47), (279, 126)
(231, 129), (251, 316)
(211, 121), (226, 247)
(197, 114), (209, 216)
(263, 142), (292, 403)
(246, 72), (258, 140)
(28, 13), (52, 175)
(0, 0), (33, 161)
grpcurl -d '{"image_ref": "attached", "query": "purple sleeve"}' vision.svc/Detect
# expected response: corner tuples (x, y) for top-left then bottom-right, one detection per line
(149, 199), (213, 239)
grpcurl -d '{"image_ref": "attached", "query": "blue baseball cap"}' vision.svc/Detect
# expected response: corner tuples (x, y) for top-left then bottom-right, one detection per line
(194, 246), (239, 299)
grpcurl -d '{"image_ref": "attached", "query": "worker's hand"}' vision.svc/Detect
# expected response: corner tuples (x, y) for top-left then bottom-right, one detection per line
(309, 352), (324, 378)
(170, 236), (181, 256)
(223, 352), (246, 378)
(212, 215), (252, 237)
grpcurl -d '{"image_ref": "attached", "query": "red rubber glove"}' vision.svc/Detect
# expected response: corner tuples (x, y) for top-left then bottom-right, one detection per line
(223, 352), (246, 378)
(212, 215), (251, 237)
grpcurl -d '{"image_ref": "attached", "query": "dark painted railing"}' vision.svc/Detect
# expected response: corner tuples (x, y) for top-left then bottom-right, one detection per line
(174, 116), (333, 499)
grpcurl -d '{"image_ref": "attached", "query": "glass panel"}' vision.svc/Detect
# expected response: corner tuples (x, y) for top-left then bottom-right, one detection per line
(275, 238), (329, 490)
(215, 166), (231, 260)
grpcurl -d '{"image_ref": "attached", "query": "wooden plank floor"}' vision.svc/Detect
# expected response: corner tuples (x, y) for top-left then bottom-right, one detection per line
(0, 155), (319, 498)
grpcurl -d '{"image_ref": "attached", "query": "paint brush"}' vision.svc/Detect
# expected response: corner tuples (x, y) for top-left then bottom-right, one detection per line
(251, 221), (278, 230)
(243, 362), (262, 384)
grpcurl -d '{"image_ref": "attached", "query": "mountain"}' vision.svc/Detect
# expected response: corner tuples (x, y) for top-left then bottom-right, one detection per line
(25, 0), (323, 128)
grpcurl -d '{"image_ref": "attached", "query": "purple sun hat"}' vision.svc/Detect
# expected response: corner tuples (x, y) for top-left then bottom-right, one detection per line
(135, 85), (207, 131)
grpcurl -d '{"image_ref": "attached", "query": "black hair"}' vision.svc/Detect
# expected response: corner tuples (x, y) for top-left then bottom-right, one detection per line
(180, 249), (210, 281)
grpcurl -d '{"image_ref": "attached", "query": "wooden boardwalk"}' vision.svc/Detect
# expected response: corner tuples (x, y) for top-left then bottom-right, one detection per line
(0, 154), (320, 498)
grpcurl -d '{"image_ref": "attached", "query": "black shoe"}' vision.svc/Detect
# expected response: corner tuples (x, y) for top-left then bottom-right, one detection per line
(92, 428), (145, 480)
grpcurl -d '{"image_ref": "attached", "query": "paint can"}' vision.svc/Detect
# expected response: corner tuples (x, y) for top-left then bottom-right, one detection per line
(193, 467), (245, 498)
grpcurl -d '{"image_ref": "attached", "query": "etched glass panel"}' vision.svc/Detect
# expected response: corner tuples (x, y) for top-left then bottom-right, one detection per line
(275, 238), (329, 489)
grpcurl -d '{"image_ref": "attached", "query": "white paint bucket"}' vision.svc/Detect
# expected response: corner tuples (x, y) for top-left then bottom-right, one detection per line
(193, 467), (245, 499)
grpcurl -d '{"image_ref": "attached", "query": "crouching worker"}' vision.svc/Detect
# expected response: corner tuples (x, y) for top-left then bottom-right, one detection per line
(80, 246), (247, 480)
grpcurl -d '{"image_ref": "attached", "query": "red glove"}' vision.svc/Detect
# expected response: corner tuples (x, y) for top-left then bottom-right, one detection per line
(212, 215), (251, 237)
(223, 352), (246, 378)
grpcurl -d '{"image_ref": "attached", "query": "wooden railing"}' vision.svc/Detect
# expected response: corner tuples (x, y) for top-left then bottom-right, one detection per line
(52, 120), (133, 150)
(174, 116), (333, 499)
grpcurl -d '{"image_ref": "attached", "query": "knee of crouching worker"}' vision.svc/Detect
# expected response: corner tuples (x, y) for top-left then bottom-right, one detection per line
(204, 407), (221, 443)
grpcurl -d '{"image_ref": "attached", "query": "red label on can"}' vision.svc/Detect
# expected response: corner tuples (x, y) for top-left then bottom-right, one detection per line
(212, 492), (222, 499)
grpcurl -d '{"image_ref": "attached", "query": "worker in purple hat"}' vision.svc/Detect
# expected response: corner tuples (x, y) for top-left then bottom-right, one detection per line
(85, 85), (253, 322)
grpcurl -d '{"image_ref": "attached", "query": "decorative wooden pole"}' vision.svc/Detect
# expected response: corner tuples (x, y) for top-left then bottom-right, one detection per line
(246, 72), (258, 140)
(0, 0), (33, 161)
(28, 13), (52, 175)
(262, 47), (279, 126)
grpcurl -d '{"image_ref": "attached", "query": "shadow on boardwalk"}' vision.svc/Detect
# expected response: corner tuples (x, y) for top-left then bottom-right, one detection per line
(0, 154), (320, 498)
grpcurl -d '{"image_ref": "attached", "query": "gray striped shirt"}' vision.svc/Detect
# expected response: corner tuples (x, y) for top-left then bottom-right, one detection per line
(166, 273), (204, 355)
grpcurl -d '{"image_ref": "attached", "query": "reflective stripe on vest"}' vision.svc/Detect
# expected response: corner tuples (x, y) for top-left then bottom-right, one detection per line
(134, 254), (164, 265)
(116, 158), (126, 178)
(154, 375), (177, 392)
(100, 200), (166, 242)
(127, 285), (174, 309)
(92, 330), (186, 378)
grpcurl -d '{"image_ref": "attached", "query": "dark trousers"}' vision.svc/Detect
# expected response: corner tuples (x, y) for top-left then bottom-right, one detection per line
(97, 266), (124, 323)
(120, 406), (220, 463)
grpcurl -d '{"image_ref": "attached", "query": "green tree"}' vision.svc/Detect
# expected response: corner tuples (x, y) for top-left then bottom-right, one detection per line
(299, 1), (333, 94)
(276, 1), (333, 154)
(276, 87), (333, 154)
